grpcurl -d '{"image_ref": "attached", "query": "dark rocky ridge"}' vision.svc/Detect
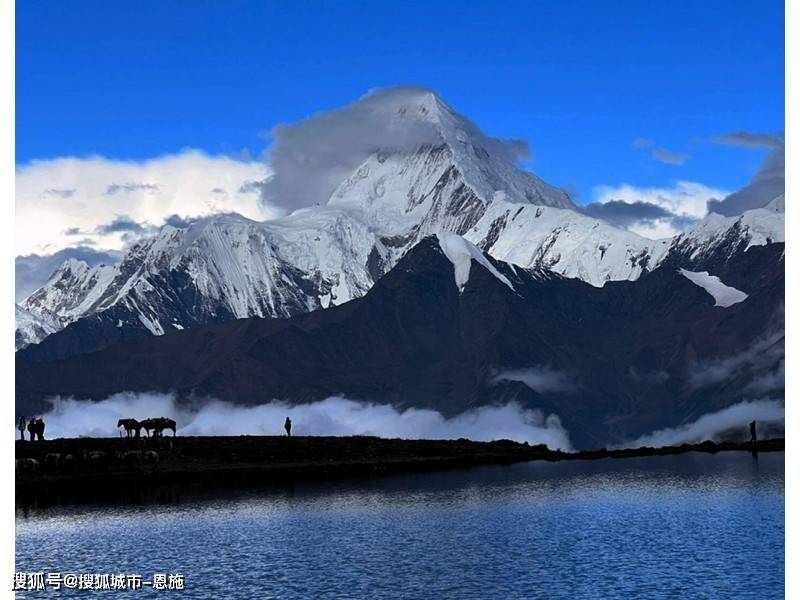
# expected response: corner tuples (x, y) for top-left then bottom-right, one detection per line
(15, 237), (784, 449)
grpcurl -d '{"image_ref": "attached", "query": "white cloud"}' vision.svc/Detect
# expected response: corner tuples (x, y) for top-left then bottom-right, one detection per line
(36, 393), (574, 451)
(590, 180), (729, 239)
(15, 150), (277, 255)
(260, 85), (533, 211)
(628, 399), (784, 447)
(594, 180), (727, 220)
(652, 148), (690, 166)
(489, 366), (578, 393)
(687, 328), (784, 391)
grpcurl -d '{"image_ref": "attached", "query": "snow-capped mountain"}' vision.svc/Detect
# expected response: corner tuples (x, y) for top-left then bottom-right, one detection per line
(464, 197), (670, 284)
(15, 304), (60, 350)
(24, 259), (117, 324)
(15, 90), (785, 356)
(664, 195), (785, 268)
(326, 89), (573, 239)
(19, 210), (383, 357)
(17, 234), (784, 448)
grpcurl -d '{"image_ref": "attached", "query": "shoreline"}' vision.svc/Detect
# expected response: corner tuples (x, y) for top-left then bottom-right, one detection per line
(15, 436), (783, 506)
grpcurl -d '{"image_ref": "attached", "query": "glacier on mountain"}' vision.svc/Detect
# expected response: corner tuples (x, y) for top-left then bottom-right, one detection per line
(15, 304), (60, 350)
(15, 89), (786, 349)
(436, 232), (514, 292)
(679, 269), (749, 308)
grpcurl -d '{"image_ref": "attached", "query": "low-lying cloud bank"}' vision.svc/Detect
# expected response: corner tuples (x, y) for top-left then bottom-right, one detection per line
(627, 399), (784, 448)
(687, 327), (784, 392)
(36, 393), (573, 451)
(489, 366), (578, 394)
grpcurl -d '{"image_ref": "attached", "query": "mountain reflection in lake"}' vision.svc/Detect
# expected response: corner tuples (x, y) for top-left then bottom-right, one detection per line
(16, 451), (783, 599)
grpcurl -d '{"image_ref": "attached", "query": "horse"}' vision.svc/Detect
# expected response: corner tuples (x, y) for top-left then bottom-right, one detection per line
(117, 418), (142, 438)
(141, 417), (177, 438)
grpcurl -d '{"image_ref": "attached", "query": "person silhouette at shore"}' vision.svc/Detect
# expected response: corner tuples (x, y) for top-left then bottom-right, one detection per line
(749, 420), (758, 445)
(284, 417), (292, 438)
(18, 416), (26, 441)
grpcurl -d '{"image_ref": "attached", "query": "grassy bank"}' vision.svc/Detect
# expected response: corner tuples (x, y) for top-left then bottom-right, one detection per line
(15, 435), (783, 506)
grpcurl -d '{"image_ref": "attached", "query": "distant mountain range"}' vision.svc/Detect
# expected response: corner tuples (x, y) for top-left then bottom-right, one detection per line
(14, 89), (785, 447)
(16, 233), (784, 448)
(15, 91), (784, 356)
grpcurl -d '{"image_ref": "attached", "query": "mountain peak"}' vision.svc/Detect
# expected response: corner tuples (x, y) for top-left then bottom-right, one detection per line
(325, 88), (573, 238)
(358, 86), (451, 127)
(55, 257), (90, 278)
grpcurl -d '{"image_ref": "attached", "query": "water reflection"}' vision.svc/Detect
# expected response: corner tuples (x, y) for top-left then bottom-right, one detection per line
(16, 452), (784, 599)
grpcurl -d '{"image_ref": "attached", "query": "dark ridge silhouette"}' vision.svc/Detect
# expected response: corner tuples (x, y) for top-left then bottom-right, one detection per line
(15, 435), (784, 507)
(15, 237), (784, 448)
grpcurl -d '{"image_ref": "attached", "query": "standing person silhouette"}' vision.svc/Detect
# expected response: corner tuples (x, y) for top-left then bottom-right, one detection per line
(17, 416), (26, 441)
(749, 420), (758, 445)
(284, 417), (292, 438)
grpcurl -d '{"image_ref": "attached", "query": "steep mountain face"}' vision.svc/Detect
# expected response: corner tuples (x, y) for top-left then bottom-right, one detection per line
(17, 202), (784, 361)
(15, 304), (60, 350)
(16, 235), (784, 448)
(19, 210), (383, 360)
(464, 198), (669, 284)
(326, 90), (573, 238)
(14, 89), (785, 358)
(12, 91), (577, 356)
(24, 259), (117, 325)
(659, 198), (785, 277)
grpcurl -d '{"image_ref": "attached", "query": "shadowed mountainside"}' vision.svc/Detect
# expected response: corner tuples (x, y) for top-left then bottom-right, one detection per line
(16, 236), (783, 448)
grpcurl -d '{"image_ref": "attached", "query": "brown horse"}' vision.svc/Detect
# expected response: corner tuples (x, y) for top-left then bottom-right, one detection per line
(141, 417), (177, 438)
(117, 418), (142, 438)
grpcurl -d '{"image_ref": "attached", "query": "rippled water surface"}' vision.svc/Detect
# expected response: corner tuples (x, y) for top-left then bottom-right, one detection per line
(16, 451), (784, 599)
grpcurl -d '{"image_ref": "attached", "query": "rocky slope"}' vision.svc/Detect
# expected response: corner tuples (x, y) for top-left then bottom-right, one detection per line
(16, 234), (784, 448)
(15, 89), (785, 357)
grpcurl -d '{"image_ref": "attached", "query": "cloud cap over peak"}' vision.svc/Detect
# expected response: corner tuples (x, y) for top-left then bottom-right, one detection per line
(259, 85), (536, 211)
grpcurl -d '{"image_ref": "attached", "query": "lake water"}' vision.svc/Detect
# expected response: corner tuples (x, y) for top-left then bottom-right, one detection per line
(16, 451), (783, 599)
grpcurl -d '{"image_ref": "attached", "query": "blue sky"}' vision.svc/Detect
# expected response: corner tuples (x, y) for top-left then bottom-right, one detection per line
(17, 0), (783, 203)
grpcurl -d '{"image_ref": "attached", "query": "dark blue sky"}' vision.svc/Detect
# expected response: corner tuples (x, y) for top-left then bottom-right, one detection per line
(16, 0), (784, 201)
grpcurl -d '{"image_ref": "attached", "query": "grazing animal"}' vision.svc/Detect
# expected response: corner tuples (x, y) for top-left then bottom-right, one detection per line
(117, 418), (142, 438)
(15, 458), (39, 474)
(140, 418), (157, 437)
(141, 417), (177, 438)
